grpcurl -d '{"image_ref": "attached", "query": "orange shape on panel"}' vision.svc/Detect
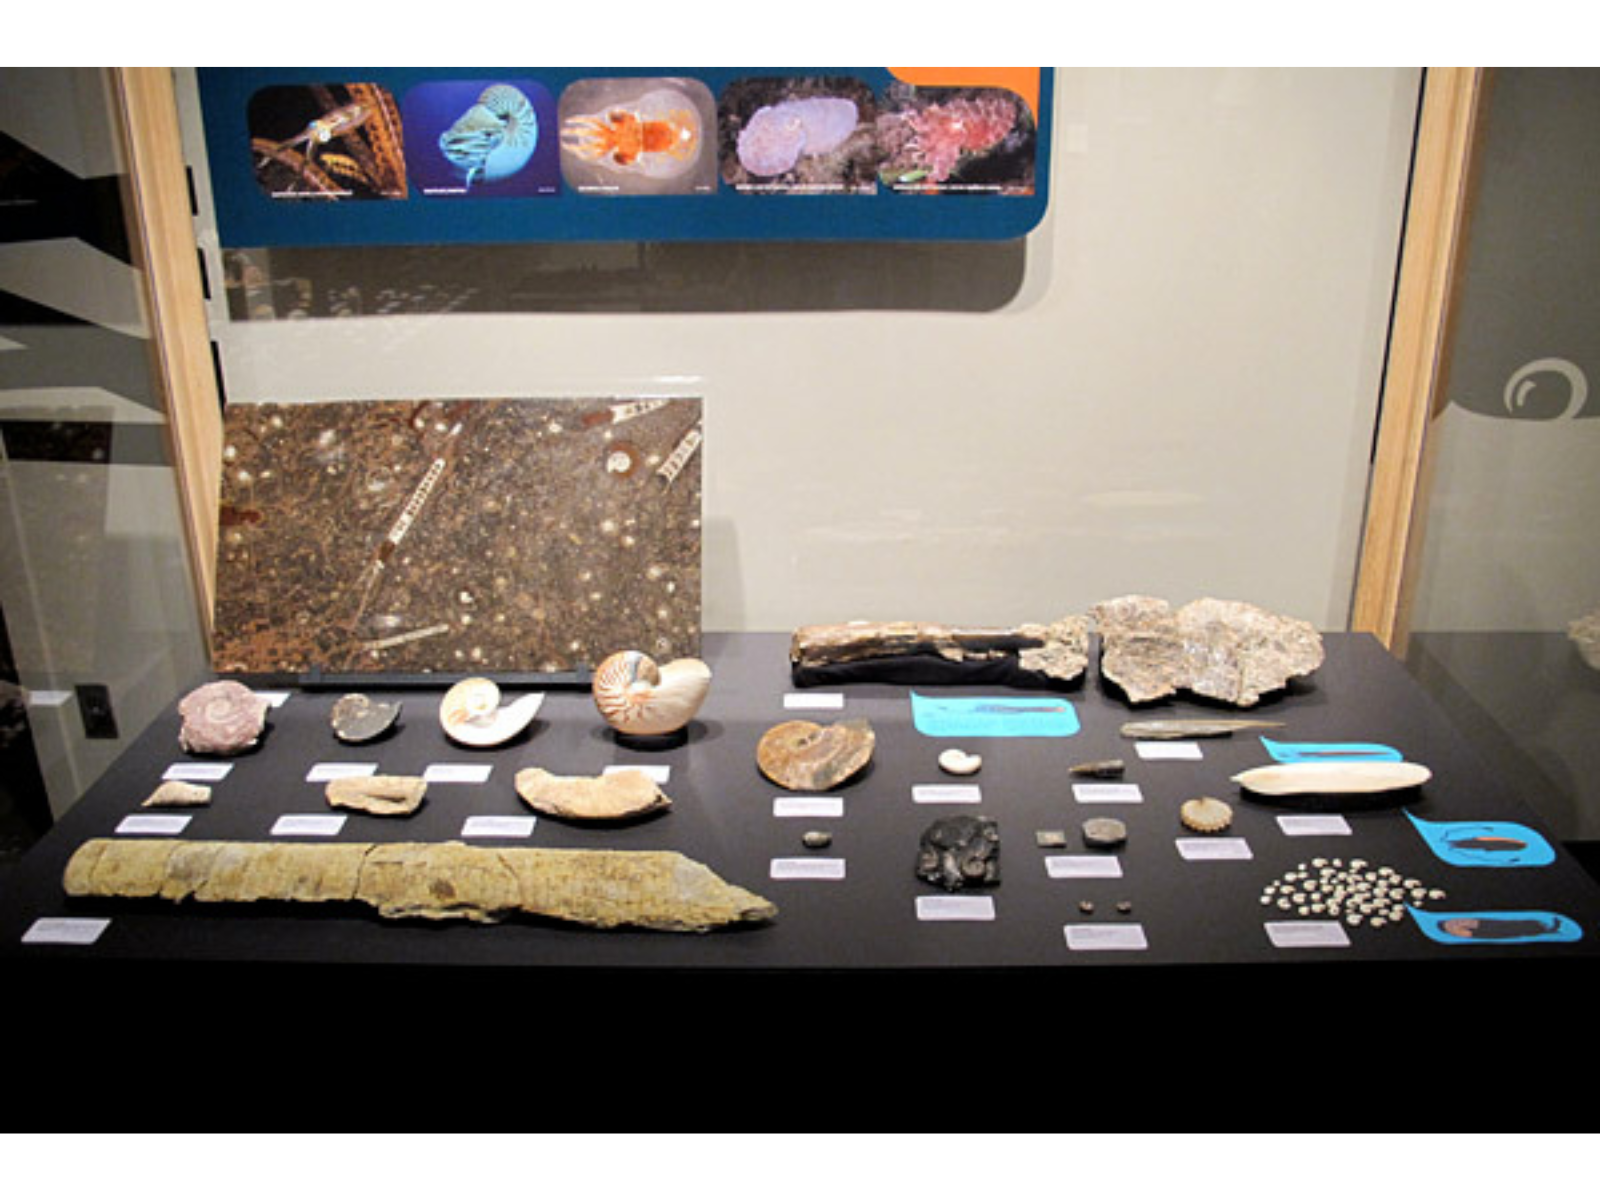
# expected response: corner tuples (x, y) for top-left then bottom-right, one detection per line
(888, 69), (1041, 120)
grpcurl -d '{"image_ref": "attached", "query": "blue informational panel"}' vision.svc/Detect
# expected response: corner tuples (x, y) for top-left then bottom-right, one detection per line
(198, 68), (1052, 246)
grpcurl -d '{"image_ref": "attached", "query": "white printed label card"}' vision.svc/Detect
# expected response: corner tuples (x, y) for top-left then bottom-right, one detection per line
(1063, 923), (1148, 952)
(783, 692), (845, 710)
(1135, 740), (1202, 760)
(1277, 814), (1352, 837)
(916, 895), (996, 922)
(604, 763), (671, 783)
(305, 762), (378, 783)
(1045, 855), (1124, 880)
(460, 815), (537, 839)
(424, 763), (493, 784)
(271, 814), (347, 837)
(770, 857), (846, 881)
(1265, 920), (1351, 949)
(773, 796), (845, 819)
(912, 784), (981, 805)
(164, 762), (233, 782)
(23, 917), (111, 946)
(115, 813), (192, 836)
(1072, 782), (1142, 804)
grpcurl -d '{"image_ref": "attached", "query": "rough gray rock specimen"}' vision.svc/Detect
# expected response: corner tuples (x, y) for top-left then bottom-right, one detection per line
(63, 838), (777, 932)
(790, 618), (1089, 686)
(1092, 595), (1324, 707)
(1569, 606), (1600, 670)
(915, 815), (1000, 891)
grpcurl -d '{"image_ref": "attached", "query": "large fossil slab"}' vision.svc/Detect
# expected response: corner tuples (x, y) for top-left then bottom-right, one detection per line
(62, 838), (776, 933)
(211, 397), (703, 675)
(1092, 595), (1323, 707)
(790, 617), (1089, 688)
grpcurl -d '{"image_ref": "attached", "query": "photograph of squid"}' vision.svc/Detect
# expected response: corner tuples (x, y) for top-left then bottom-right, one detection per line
(244, 75), (1038, 202)
(211, 397), (704, 677)
(247, 83), (408, 199)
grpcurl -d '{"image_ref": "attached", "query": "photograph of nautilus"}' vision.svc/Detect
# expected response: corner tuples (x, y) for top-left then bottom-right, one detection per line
(248, 83), (407, 200)
(557, 77), (718, 196)
(401, 79), (559, 198)
(211, 397), (704, 676)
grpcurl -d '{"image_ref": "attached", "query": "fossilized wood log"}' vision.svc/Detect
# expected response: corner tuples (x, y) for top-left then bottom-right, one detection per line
(790, 618), (1089, 686)
(62, 838), (776, 932)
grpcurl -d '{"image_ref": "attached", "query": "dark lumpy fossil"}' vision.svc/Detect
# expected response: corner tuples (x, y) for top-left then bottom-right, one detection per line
(916, 816), (1000, 891)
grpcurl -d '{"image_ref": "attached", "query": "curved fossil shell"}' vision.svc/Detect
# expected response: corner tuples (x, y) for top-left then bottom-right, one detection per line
(756, 718), (875, 792)
(592, 650), (712, 737)
(177, 680), (269, 756)
(439, 677), (544, 747)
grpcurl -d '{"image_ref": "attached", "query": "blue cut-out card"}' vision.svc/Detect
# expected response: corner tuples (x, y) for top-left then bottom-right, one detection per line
(910, 692), (1078, 738)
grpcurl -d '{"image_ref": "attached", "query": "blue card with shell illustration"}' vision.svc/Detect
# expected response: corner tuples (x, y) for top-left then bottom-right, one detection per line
(910, 692), (1079, 738)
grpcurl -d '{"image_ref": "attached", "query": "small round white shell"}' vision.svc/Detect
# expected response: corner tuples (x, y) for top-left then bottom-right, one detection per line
(937, 748), (982, 776)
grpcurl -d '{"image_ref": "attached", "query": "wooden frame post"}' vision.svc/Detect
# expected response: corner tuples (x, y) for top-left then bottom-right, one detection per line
(110, 66), (221, 648)
(1351, 67), (1487, 655)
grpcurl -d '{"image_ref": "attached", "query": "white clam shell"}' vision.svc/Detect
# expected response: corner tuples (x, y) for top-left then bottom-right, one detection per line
(938, 748), (983, 776)
(439, 677), (544, 747)
(592, 650), (712, 736)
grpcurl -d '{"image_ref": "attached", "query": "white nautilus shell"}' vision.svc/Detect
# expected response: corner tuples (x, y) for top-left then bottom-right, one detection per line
(439, 676), (544, 747)
(592, 650), (712, 737)
(439, 83), (538, 189)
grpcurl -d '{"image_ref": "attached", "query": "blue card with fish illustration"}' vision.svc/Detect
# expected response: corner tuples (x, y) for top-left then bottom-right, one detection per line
(1260, 736), (1401, 763)
(1409, 907), (1581, 945)
(1406, 812), (1556, 868)
(910, 692), (1079, 738)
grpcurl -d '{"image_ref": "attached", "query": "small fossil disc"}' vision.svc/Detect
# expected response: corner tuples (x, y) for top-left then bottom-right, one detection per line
(1179, 796), (1234, 833)
(1081, 817), (1128, 849)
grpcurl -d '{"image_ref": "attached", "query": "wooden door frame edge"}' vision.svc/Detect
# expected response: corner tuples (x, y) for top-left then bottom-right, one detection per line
(110, 66), (220, 650)
(1351, 67), (1487, 655)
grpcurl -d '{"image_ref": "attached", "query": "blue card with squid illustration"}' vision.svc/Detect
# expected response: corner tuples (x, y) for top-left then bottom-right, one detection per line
(910, 692), (1079, 738)
(1406, 812), (1556, 868)
(1260, 736), (1402, 763)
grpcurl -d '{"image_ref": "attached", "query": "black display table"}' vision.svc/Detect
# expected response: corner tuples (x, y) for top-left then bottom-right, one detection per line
(5, 632), (1598, 976)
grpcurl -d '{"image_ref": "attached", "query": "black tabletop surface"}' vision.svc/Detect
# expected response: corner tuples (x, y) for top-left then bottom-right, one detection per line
(4, 631), (1599, 978)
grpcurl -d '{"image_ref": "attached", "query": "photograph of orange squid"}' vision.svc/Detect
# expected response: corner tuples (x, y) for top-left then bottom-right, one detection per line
(557, 77), (718, 196)
(248, 83), (407, 200)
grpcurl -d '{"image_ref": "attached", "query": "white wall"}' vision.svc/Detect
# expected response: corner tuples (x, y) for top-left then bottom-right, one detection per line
(181, 69), (1420, 634)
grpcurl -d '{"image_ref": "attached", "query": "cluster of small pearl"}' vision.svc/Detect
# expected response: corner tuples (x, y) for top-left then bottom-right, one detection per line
(1260, 857), (1446, 927)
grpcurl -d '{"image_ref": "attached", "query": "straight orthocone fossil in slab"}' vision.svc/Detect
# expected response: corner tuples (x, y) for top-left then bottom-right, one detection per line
(62, 838), (776, 932)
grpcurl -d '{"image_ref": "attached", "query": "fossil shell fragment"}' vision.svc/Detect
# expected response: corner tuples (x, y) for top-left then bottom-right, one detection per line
(330, 693), (402, 744)
(439, 677), (544, 747)
(1179, 796), (1234, 833)
(592, 650), (712, 737)
(1232, 761), (1432, 798)
(177, 680), (269, 756)
(514, 766), (671, 822)
(916, 815), (1001, 891)
(142, 781), (212, 808)
(325, 774), (428, 817)
(63, 838), (777, 932)
(1069, 759), (1126, 778)
(757, 718), (876, 792)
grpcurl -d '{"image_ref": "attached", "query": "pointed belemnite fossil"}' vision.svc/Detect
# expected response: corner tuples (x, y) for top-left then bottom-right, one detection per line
(1120, 718), (1285, 740)
(1232, 761), (1432, 797)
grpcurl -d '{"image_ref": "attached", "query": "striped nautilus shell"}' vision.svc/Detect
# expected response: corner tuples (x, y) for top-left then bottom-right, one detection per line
(439, 676), (545, 747)
(439, 83), (538, 190)
(592, 650), (712, 737)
